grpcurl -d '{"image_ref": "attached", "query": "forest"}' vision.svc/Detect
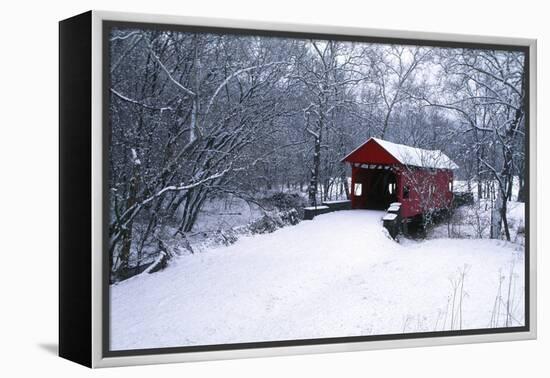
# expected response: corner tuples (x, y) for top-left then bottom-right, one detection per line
(107, 27), (526, 282)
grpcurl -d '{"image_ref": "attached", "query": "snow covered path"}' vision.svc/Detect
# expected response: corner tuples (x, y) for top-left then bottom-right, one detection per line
(110, 210), (524, 350)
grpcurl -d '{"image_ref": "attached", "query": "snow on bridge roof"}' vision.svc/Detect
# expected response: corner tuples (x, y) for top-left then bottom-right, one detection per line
(374, 138), (458, 170)
(343, 137), (459, 170)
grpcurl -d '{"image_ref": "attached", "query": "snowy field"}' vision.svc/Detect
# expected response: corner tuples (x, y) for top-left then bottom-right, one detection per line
(110, 210), (524, 351)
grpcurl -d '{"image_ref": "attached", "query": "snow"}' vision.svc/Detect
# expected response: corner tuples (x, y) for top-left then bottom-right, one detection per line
(130, 148), (141, 165)
(111, 210), (524, 351)
(323, 200), (351, 205)
(373, 138), (458, 170)
(342, 137), (458, 169)
(304, 205), (329, 210)
(454, 178), (522, 201)
(125, 196), (266, 266)
(430, 199), (525, 244)
(142, 251), (167, 274)
(382, 213), (398, 221)
(190, 195), (264, 233)
(388, 204), (401, 212)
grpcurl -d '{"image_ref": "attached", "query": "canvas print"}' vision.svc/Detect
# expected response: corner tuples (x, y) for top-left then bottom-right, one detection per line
(106, 22), (528, 352)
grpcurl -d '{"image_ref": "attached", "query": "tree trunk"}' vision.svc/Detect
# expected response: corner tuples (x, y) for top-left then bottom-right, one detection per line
(499, 140), (515, 241)
(506, 174), (514, 201)
(178, 187), (204, 234)
(517, 177), (525, 202)
(490, 196), (501, 239)
(341, 170), (350, 200)
(500, 193), (511, 241)
(117, 167), (139, 277)
(308, 134), (321, 206)
(517, 162), (526, 202)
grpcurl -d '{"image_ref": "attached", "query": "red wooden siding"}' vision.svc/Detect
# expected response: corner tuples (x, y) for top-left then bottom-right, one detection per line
(397, 167), (453, 218)
(344, 139), (400, 165)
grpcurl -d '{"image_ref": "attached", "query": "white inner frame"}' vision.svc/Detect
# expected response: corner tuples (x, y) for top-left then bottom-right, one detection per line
(90, 10), (537, 368)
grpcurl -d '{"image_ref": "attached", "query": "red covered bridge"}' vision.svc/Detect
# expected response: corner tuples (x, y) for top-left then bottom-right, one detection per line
(342, 138), (458, 220)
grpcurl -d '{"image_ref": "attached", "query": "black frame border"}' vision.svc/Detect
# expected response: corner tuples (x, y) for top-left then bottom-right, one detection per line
(59, 11), (93, 367)
(102, 19), (531, 359)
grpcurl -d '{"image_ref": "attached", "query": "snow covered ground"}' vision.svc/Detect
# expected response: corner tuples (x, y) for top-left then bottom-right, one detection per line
(110, 210), (525, 351)
(429, 199), (525, 244)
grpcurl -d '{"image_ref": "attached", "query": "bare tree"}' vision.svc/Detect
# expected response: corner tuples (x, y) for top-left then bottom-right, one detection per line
(419, 48), (525, 240)
(371, 45), (432, 139)
(292, 40), (370, 205)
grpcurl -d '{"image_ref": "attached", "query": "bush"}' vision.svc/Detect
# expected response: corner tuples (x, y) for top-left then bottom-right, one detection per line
(212, 229), (239, 246)
(281, 208), (300, 225)
(249, 209), (300, 235)
(262, 192), (306, 211)
(261, 192), (306, 220)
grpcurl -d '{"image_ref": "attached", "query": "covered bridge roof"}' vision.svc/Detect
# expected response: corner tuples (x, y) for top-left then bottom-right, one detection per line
(343, 137), (458, 170)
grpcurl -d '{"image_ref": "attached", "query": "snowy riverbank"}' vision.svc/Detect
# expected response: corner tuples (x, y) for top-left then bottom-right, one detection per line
(110, 210), (524, 351)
